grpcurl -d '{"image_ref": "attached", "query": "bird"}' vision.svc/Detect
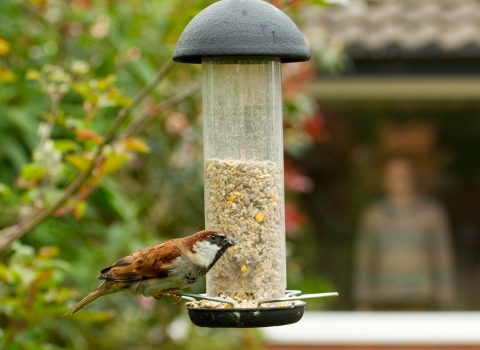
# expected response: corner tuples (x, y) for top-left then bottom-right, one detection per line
(64, 230), (237, 315)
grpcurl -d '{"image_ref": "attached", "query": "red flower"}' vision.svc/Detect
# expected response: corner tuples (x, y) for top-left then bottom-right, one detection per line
(304, 113), (332, 144)
(284, 165), (314, 193)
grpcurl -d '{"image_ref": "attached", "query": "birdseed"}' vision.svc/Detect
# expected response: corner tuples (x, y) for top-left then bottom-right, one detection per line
(185, 292), (295, 309)
(205, 158), (286, 306)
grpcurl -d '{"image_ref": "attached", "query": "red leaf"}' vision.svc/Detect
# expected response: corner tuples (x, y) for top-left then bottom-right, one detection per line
(75, 129), (103, 144)
(122, 138), (150, 153)
(304, 113), (332, 143)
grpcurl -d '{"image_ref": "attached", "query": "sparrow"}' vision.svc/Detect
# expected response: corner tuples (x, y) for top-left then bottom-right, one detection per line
(64, 230), (237, 315)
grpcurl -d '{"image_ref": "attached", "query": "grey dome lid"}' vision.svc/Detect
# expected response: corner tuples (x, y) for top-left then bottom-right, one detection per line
(173, 0), (310, 64)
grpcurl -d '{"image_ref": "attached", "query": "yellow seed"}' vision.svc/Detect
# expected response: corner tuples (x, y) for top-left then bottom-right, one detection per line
(228, 195), (236, 201)
(255, 212), (265, 222)
(241, 265), (247, 272)
(270, 195), (279, 202)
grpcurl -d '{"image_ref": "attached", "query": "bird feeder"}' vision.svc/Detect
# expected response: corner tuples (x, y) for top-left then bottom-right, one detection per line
(173, 0), (337, 327)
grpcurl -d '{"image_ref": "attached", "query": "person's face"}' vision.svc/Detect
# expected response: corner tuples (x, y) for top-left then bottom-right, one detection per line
(384, 159), (416, 198)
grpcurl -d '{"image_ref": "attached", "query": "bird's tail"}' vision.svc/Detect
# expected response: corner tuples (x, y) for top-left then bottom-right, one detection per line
(64, 280), (121, 315)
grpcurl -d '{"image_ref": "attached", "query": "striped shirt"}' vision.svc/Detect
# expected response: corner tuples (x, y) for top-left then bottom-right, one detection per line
(353, 198), (455, 309)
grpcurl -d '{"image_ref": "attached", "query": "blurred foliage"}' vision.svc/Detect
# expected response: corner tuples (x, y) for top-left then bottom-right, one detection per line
(0, 0), (339, 348)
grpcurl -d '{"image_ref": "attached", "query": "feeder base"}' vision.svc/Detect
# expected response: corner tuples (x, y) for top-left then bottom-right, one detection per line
(187, 302), (305, 328)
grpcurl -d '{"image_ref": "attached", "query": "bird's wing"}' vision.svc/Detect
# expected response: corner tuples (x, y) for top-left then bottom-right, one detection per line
(98, 240), (182, 281)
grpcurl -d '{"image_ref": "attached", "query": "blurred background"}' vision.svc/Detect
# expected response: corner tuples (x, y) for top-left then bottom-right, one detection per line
(301, 0), (480, 312)
(1, 0), (480, 349)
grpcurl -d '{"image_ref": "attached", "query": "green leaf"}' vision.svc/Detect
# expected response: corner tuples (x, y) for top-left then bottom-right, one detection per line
(53, 139), (79, 153)
(25, 69), (41, 81)
(5, 107), (42, 145)
(65, 154), (92, 173)
(21, 163), (46, 181)
(71, 81), (98, 103)
(96, 74), (117, 91)
(74, 200), (86, 218)
(106, 88), (131, 107)
(0, 38), (10, 55)
(0, 183), (10, 197)
(0, 132), (31, 171)
(101, 152), (130, 175)
(307, 0), (348, 6)
(0, 264), (9, 280)
(0, 64), (15, 83)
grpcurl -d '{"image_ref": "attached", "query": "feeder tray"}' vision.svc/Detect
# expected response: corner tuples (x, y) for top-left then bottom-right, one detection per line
(178, 291), (338, 328)
(188, 303), (305, 328)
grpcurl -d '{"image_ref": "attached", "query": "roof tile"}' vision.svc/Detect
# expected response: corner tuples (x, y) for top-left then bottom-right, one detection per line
(308, 0), (480, 58)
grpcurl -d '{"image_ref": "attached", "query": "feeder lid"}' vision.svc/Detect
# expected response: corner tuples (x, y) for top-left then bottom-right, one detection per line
(173, 0), (311, 64)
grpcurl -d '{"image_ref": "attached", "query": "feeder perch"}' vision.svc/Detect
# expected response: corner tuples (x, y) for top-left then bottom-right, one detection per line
(173, 0), (337, 327)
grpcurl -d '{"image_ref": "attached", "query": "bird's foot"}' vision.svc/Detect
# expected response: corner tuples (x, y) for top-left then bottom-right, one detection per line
(152, 289), (182, 303)
(170, 292), (182, 304)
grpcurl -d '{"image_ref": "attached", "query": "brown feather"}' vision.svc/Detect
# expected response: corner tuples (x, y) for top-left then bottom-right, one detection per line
(64, 280), (124, 315)
(181, 230), (220, 251)
(98, 240), (183, 281)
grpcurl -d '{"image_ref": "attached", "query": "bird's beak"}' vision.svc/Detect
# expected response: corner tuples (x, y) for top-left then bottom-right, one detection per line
(226, 236), (239, 246)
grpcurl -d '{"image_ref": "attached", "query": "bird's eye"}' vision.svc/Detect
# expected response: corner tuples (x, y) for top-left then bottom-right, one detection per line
(209, 234), (217, 241)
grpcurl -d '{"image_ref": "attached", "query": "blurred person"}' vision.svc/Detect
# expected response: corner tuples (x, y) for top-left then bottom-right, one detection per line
(353, 157), (455, 310)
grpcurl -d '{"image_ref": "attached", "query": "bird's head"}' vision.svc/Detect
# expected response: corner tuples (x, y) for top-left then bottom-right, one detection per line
(186, 230), (238, 269)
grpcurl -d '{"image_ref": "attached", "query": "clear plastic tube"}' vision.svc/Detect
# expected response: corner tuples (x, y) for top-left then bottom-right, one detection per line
(203, 57), (286, 305)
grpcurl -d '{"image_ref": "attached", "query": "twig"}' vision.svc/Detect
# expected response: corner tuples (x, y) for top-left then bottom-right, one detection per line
(0, 61), (177, 251)
(122, 80), (201, 137)
(103, 60), (176, 144)
(0, 173), (87, 251)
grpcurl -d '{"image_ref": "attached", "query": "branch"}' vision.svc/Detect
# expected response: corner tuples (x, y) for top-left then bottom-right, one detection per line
(0, 174), (87, 251)
(0, 60), (177, 251)
(103, 60), (176, 144)
(122, 80), (201, 137)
